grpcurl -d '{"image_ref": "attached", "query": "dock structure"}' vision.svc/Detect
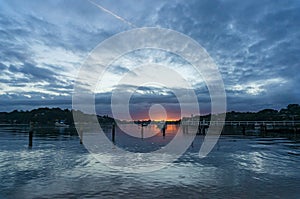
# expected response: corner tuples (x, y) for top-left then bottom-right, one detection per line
(181, 120), (300, 127)
(181, 119), (300, 135)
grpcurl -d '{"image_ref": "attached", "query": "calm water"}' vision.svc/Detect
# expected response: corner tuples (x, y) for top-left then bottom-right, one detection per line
(0, 125), (300, 198)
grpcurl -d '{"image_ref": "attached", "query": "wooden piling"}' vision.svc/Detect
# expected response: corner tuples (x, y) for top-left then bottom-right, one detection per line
(202, 126), (206, 135)
(197, 125), (201, 135)
(79, 129), (83, 144)
(141, 126), (144, 140)
(28, 122), (33, 147)
(112, 123), (116, 143)
(242, 126), (246, 135)
(162, 126), (166, 138)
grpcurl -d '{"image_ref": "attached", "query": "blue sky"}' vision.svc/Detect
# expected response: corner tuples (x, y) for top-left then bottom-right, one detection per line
(0, 0), (299, 116)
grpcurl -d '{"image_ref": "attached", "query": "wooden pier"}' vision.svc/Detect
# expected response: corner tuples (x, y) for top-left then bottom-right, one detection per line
(181, 119), (300, 135)
(181, 120), (300, 127)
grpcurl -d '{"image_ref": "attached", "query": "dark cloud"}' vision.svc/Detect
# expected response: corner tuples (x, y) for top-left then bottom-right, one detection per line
(8, 62), (57, 82)
(0, 63), (6, 70)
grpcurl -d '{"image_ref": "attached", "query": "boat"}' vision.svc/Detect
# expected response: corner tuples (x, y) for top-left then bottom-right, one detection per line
(134, 120), (151, 127)
(55, 121), (69, 128)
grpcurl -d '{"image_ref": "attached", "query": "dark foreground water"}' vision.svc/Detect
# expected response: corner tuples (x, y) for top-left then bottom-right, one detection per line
(0, 125), (300, 198)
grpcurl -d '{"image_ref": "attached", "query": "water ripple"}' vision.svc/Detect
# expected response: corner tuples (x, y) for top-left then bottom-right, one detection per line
(1, 127), (300, 198)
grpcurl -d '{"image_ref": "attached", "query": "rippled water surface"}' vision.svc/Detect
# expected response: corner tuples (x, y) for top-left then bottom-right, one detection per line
(0, 125), (300, 198)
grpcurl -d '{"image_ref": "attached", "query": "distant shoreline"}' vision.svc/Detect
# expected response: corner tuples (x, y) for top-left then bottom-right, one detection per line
(0, 104), (299, 127)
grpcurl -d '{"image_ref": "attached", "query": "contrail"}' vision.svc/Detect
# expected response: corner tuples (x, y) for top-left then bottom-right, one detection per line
(88, 0), (136, 28)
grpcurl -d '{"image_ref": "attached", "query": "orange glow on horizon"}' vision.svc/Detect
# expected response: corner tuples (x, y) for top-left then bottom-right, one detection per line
(130, 107), (181, 121)
(135, 117), (180, 121)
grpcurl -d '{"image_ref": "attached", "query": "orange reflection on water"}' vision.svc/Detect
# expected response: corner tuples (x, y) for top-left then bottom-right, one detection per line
(117, 123), (180, 140)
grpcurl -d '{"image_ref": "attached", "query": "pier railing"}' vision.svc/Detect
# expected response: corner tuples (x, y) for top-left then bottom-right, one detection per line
(181, 120), (300, 127)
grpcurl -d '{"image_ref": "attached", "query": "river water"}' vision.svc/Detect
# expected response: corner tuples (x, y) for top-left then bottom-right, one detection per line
(0, 125), (300, 198)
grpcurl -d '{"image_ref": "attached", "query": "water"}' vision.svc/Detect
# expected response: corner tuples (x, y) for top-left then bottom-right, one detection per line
(0, 125), (300, 198)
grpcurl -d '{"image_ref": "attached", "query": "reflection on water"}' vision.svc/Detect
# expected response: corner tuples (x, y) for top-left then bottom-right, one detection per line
(0, 125), (300, 198)
(104, 124), (179, 153)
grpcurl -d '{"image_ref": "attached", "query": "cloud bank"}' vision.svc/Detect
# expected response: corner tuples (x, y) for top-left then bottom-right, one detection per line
(0, 0), (299, 116)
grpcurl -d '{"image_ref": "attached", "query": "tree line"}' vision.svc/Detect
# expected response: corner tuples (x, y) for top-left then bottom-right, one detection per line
(0, 104), (299, 125)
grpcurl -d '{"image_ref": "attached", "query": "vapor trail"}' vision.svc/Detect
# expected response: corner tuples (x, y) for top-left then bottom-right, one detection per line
(88, 0), (136, 28)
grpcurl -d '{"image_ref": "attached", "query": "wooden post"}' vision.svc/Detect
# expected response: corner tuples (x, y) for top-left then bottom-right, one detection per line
(141, 126), (144, 140)
(202, 126), (206, 135)
(260, 124), (266, 137)
(112, 123), (115, 143)
(242, 126), (246, 135)
(79, 129), (83, 144)
(28, 122), (33, 147)
(197, 124), (201, 135)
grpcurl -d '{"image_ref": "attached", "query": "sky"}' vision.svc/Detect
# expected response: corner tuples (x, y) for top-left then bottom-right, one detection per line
(0, 0), (299, 119)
